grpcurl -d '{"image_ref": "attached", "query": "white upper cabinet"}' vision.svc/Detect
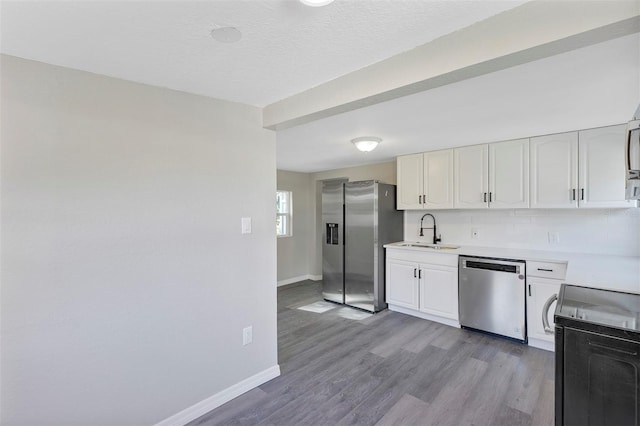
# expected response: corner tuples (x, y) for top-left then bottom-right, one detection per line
(398, 124), (632, 211)
(423, 149), (454, 209)
(530, 132), (579, 208)
(397, 150), (453, 210)
(578, 124), (634, 208)
(489, 138), (530, 208)
(397, 153), (423, 210)
(531, 125), (631, 208)
(454, 139), (528, 209)
(454, 144), (488, 209)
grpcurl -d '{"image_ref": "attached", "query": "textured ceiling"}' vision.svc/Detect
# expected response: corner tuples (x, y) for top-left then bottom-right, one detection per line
(0, 0), (526, 107)
(4, 1), (634, 174)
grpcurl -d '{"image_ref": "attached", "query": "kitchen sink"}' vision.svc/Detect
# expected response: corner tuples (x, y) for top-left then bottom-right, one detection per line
(398, 242), (460, 250)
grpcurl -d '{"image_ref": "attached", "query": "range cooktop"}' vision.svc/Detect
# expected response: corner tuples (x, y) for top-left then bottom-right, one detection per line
(555, 284), (640, 332)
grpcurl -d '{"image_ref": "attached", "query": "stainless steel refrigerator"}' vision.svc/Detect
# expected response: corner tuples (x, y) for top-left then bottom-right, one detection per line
(322, 180), (404, 313)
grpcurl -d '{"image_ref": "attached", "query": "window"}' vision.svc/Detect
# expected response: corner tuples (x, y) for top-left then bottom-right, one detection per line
(276, 190), (292, 237)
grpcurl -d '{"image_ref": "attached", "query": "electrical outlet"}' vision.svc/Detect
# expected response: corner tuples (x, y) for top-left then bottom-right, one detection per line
(548, 232), (560, 244)
(471, 228), (479, 239)
(242, 326), (253, 346)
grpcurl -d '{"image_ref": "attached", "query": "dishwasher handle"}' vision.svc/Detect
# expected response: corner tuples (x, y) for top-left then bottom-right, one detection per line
(542, 293), (558, 334)
(462, 259), (521, 274)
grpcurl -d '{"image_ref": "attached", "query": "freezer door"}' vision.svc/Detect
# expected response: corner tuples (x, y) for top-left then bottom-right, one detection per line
(344, 181), (377, 311)
(322, 181), (344, 304)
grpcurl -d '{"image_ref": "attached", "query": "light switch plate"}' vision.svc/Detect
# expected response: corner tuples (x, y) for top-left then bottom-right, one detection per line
(243, 326), (253, 345)
(241, 217), (252, 234)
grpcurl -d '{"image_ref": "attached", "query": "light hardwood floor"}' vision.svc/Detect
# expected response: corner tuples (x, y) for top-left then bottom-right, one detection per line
(189, 280), (555, 425)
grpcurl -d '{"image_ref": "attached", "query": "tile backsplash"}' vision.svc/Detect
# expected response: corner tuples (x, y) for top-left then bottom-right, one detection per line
(404, 208), (640, 257)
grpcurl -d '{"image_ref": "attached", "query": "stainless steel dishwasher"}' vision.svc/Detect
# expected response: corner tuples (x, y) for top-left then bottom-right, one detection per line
(458, 256), (527, 342)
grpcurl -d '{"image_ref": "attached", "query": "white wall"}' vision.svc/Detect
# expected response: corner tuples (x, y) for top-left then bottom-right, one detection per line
(277, 170), (313, 284)
(0, 55), (278, 425)
(405, 208), (640, 257)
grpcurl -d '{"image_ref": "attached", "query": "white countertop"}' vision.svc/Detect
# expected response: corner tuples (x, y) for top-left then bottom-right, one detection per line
(384, 242), (640, 294)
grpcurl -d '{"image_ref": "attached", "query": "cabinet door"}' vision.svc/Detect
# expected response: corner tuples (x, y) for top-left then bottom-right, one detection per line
(386, 260), (419, 309)
(418, 264), (458, 320)
(527, 279), (561, 343)
(454, 144), (488, 208)
(489, 138), (529, 208)
(578, 124), (634, 208)
(397, 153), (424, 210)
(530, 132), (578, 208)
(423, 149), (454, 209)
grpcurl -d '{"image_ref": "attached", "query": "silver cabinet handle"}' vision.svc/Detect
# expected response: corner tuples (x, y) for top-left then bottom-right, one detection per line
(542, 293), (557, 334)
(483, 192), (487, 202)
(588, 340), (638, 356)
(581, 188), (585, 201)
(418, 195), (422, 204)
(418, 269), (422, 279)
(572, 188), (576, 201)
(414, 268), (417, 278)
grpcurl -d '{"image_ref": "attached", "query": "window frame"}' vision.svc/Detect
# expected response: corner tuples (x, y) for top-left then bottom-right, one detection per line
(276, 190), (293, 238)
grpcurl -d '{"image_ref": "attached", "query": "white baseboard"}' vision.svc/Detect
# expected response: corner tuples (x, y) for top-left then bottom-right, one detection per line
(277, 274), (322, 287)
(528, 337), (555, 352)
(388, 305), (461, 328)
(155, 365), (280, 426)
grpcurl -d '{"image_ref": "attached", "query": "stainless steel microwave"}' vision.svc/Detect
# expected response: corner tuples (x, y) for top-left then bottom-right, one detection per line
(626, 117), (640, 200)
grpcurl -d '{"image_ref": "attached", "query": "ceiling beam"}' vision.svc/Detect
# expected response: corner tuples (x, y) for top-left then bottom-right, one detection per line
(263, 0), (640, 131)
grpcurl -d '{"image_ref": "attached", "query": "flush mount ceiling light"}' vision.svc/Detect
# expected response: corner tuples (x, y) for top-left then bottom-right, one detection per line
(299, 0), (335, 6)
(210, 27), (242, 43)
(351, 136), (381, 152)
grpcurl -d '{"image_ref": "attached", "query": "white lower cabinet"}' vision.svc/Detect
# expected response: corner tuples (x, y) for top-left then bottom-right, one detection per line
(386, 260), (420, 310)
(526, 260), (567, 351)
(418, 264), (458, 319)
(527, 279), (560, 345)
(386, 250), (459, 326)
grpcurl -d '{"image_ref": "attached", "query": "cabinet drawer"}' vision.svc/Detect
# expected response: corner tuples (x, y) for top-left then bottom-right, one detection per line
(386, 248), (458, 267)
(527, 261), (567, 280)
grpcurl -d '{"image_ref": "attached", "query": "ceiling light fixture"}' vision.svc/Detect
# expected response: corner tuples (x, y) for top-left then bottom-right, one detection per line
(299, 0), (335, 7)
(351, 136), (381, 152)
(210, 27), (242, 43)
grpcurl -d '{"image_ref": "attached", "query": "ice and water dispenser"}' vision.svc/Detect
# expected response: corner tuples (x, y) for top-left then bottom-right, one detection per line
(326, 223), (339, 245)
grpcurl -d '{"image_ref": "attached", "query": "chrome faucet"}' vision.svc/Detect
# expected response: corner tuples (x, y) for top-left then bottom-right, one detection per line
(419, 213), (442, 245)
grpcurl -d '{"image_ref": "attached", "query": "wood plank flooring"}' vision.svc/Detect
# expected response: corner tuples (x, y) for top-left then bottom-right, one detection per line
(189, 280), (555, 426)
